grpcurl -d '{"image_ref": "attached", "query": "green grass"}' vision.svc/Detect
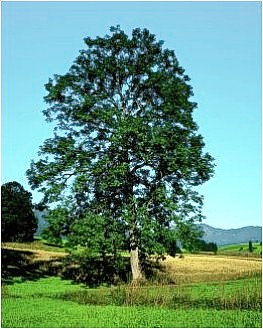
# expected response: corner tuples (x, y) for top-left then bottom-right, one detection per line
(2, 276), (86, 298)
(2, 298), (261, 328)
(2, 295), (261, 328)
(219, 242), (262, 255)
(59, 276), (262, 310)
(2, 276), (262, 328)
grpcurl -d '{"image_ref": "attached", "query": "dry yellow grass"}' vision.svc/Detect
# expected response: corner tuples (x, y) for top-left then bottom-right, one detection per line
(2, 242), (261, 284)
(30, 249), (68, 262)
(2, 243), (68, 262)
(163, 254), (262, 284)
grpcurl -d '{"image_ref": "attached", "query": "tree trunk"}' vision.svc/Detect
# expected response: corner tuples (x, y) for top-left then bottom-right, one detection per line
(129, 211), (143, 282)
(130, 246), (143, 282)
(124, 148), (143, 283)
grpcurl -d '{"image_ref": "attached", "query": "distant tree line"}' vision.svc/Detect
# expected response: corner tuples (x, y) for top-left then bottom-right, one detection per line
(181, 238), (217, 254)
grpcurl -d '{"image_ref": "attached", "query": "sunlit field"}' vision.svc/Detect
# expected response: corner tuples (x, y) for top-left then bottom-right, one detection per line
(163, 254), (262, 284)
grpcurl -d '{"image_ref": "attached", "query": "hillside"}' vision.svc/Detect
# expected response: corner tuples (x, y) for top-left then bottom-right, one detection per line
(200, 224), (262, 246)
(34, 210), (49, 236)
(35, 210), (262, 247)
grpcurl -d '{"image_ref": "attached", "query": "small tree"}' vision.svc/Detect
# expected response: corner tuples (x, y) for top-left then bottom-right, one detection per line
(1, 181), (37, 242)
(248, 240), (253, 253)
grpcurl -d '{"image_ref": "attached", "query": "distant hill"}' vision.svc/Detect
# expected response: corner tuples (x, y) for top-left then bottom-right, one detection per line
(199, 224), (262, 246)
(34, 210), (262, 247)
(34, 210), (49, 236)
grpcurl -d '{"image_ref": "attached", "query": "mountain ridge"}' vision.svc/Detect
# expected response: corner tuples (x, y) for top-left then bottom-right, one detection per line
(199, 223), (262, 246)
(34, 210), (262, 246)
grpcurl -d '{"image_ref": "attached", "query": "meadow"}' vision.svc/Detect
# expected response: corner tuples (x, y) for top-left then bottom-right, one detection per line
(218, 242), (262, 257)
(1, 241), (262, 328)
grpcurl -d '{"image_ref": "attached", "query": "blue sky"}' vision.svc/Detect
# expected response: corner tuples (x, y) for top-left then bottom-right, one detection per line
(2, 1), (262, 229)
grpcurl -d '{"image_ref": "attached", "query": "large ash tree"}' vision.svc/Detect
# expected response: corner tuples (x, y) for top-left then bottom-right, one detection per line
(27, 26), (214, 282)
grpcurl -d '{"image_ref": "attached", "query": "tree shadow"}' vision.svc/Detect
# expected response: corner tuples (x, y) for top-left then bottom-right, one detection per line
(1, 248), (131, 288)
(1, 248), (63, 285)
(2, 248), (171, 288)
(60, 255), (173, 288)
(61, 254), (132, 288)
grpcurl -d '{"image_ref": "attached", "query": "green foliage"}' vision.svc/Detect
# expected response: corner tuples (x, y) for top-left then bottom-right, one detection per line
(69, 210), (125, 257)
(179, 221), (204, 252)
(160, 227), (181, 257)
(189, 239), (218, 254)
(42, 204), (126, 265)
(41, 206), (70, 244)
(27, 26), (215, 278)
(61, 250), (130, 287)
(1, 181), (37, 242)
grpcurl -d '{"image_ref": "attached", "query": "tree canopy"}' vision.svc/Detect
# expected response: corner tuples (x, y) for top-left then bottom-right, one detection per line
(1, 181), (37, 242)
(27, 26), (215, 281)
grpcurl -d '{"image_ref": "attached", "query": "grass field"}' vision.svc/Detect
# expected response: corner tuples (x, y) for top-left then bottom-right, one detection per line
(2, 276), (262, 328)
(218, 242), (262, 254)
(1, 242), (262, 328)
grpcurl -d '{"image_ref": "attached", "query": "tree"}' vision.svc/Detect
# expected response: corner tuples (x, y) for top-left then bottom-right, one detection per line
(1, 181), (37, 242)
(27, 26), (214, 282)
(248, 240), (253, 253)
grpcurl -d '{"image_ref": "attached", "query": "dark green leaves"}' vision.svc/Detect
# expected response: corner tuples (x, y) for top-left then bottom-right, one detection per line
(1, 182), (37, 242)
(27, 26), (215, 264)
